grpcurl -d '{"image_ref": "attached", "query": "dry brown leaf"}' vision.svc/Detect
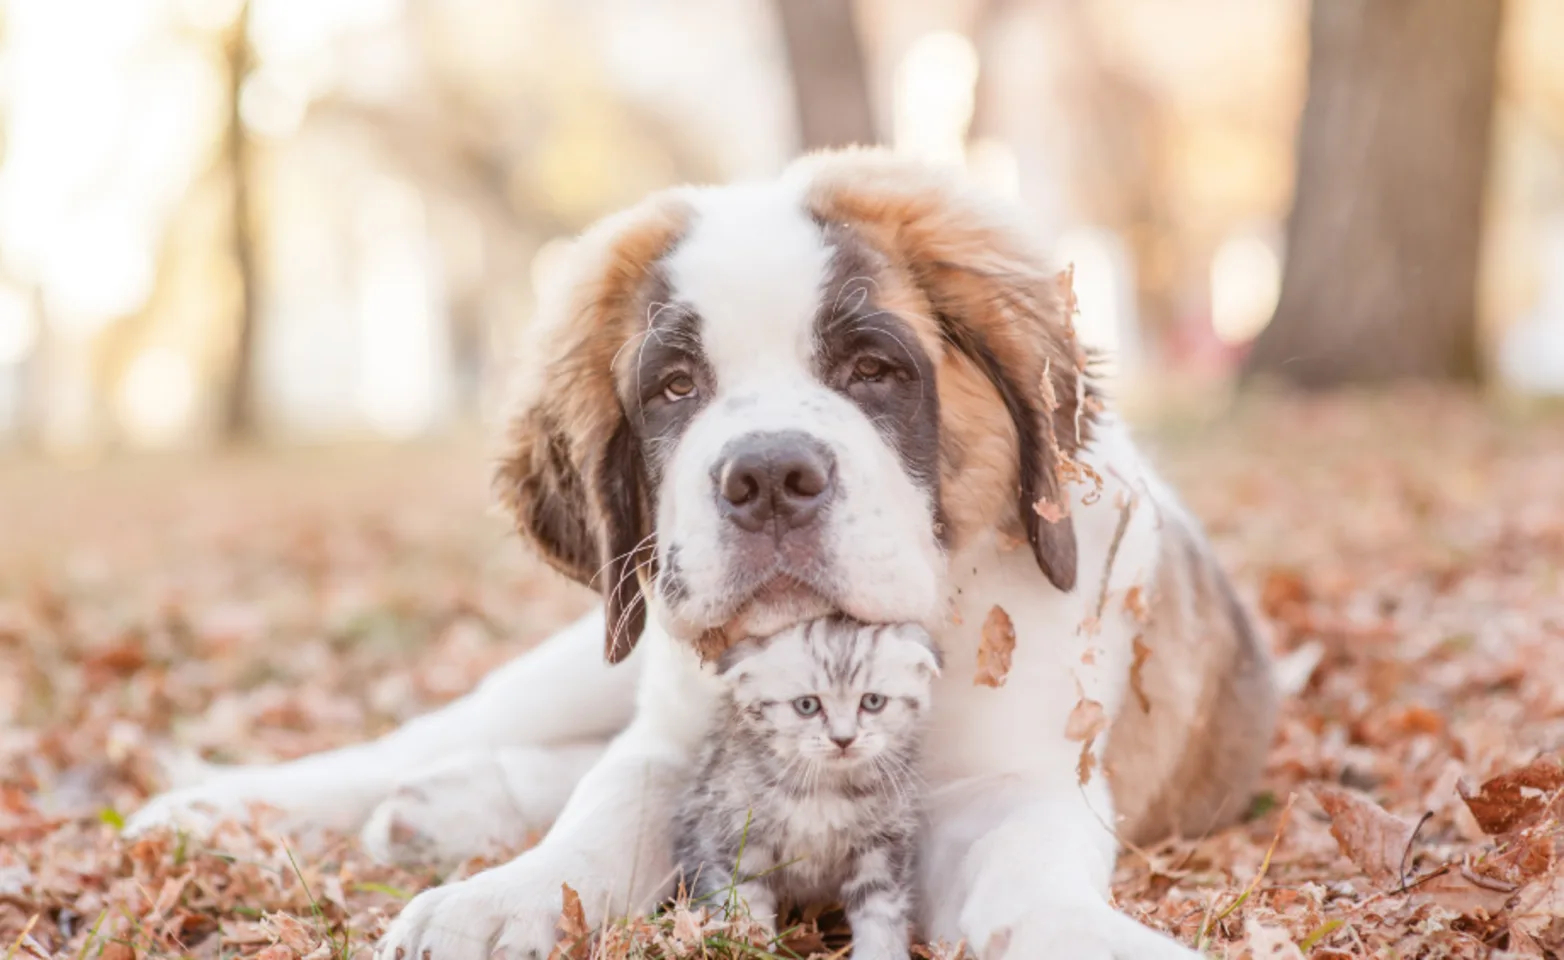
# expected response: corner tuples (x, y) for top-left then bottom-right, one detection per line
(548, 883), (590, 960)
(1039, 357), (1059, 413)
(1413, 865), (1515, 918)
(99, 944), (137, 960)
(1242, 917), (1306, 959)
(1128, 634), (1152, 714)
(1123, 585), (1149, 623)
(1457, 754), (1564, 836)
(975, 606), (1016, 688)
(1032, 497), (1068, 524)
(1512, 872), (1564, 953)
(669, 904), (704, 946)
(1314, 784), (1415, 888)
(1066, 697), (1107, 742)
(1076, 740), (1097, 786)
(264, 912), (315, 954)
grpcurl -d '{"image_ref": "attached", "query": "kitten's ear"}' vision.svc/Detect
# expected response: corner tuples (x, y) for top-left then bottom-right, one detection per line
(887, 625), (942, 679)
(716, 639), (764, 679)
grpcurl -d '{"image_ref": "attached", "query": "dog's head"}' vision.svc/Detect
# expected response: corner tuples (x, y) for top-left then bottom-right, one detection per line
(497, 150), (1094, 662)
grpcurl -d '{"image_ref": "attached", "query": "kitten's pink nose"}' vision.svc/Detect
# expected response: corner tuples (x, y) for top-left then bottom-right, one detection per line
(830, 735), (856, 751)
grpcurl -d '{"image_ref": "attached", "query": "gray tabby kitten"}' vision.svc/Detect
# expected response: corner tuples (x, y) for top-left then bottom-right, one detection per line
(673, 618), (940, 960)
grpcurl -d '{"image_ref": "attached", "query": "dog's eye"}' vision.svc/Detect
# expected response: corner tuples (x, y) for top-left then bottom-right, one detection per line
(792, 696), (822, 717)
(851, 356), (889, 382)
(860, 693), (887, 713)
(662, 373), (696, 402)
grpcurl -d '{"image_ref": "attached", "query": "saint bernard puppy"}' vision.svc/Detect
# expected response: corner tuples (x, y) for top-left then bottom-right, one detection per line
(129, 150), (1276, 959)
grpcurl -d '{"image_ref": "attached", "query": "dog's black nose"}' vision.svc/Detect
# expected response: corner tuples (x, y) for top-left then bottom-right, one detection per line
(716, 431), (836, 534)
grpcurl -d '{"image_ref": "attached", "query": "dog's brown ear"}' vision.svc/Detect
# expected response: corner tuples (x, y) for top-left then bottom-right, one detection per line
(494, 195), (689, 662)
(802, 150), (1089, 592)
(496, 408), (651, 663)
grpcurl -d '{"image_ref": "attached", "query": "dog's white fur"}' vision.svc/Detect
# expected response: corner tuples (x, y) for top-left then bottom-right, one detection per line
(128, 163), (1231, 960)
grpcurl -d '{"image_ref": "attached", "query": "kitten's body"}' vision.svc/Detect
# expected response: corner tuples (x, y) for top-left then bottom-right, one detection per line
(673, 619), (939, 960)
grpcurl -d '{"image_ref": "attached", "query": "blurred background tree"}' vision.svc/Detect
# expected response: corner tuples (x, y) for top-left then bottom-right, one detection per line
(1245, 0), (1505, 388)
(1, 0), (1563, 458)
(775, 0), (877, 150)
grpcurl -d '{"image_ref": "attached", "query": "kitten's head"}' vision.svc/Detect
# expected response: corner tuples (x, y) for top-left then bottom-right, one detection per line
(718, 618), (940, 772)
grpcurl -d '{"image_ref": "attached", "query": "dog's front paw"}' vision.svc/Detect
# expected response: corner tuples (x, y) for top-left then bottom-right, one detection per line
(377, 853), (603, 960)
(124, 780), (254, 838)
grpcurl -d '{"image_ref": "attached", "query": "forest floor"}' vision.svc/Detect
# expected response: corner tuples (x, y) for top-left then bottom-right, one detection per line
(2, 389), (1563, 960)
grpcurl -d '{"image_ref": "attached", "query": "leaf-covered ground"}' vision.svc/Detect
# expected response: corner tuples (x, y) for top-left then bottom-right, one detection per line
(3, 391), (1563, 959)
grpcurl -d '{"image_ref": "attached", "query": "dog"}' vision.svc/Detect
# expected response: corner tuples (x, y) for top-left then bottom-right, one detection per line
(129, 150), (1277, 959)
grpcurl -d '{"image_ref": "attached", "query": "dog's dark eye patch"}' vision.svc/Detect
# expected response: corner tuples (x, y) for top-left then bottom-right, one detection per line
(624, 275), (712, 492)
(813, 228), (942, 495)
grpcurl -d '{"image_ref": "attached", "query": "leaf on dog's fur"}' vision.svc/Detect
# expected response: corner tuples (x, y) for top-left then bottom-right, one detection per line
(1039, 359), (1060, 412)
(1077, 740), (1097, 786)
(1123, 585), (1150, 623)
(1066, 696), (1107, 742)
(975, 606), (1016, 688)
(1128, 634), (1152, 714)
(692, 626), (732, 665)
(1032, 496), (1068, 524)
(1314, 785), (1415, 888)
(1457, 754), (1564, 836)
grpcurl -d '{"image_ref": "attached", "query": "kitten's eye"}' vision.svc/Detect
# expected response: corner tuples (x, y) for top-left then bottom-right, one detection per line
(851, 356), (890, 382)
(662, 373), (696, 402)
(792, 696), (822, 717)
(860, 693), (887, 713)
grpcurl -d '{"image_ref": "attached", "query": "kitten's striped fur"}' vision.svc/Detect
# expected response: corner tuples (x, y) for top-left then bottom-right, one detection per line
(673, 619), (939, 960)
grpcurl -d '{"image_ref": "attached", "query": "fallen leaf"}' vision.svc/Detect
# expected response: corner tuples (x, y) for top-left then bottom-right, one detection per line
(99, 944), (137, 960)
(1076, 740), (1097, 786)
(1413, 865), (1516, 918)
(975, 606), (1016, 688)
(692, 626), (732, 665)
(1039, 359), (1059, 412)
(549, 883), (590, 960)
(1128, 634), (1152, 713)
(1243, 917), (1306, 959)
(1314, 784), (1416, 888)
(1457, 754), (1564, 836)
(1123, 585), (1149, 623)
(1260, 568), (1310, 620)
(1033, 497), (1068, 523)
(264, 912), (315, 954)
(1066, 697), (1107, 742)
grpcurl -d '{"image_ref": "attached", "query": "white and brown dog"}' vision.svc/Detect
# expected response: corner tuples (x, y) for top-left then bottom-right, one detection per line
(129, 150), (1276, 959)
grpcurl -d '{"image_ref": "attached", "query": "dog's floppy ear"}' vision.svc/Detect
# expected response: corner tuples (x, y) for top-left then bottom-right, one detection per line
(495, 196), (690, 663)
(801, 151), (1089, 592)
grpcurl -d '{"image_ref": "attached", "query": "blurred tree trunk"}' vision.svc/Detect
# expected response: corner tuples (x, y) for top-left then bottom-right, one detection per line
(221, 1), (260, 439)
(774, 0), (877, 150)
(1244, 0), (1503, 387)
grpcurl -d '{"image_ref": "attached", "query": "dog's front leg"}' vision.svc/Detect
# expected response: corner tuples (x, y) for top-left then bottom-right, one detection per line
(921, 779), (1199, 960)
(377, 631), (712, 960)
(127, 608), (639, 838)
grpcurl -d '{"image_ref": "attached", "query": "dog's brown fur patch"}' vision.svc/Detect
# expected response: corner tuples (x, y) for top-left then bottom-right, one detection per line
(494, 193), (693, 661)
(800, 150), (1093, 587)
(1104, 505), (1278, 845)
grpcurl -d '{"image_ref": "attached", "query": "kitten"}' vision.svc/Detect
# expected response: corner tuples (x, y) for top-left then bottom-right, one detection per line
(673, 618), (940, 960)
